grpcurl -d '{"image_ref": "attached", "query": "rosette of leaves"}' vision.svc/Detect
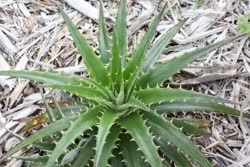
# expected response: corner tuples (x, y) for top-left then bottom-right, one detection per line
(0, 0), (242, 166)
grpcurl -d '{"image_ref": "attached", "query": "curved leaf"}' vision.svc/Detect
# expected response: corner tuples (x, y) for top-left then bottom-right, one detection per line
(2, 118), (71, 161)
(138, 35), (242, 88)
(152, 101), (240, 116)
(142, 20), (185, 73)
(0, 70), (83, 85)
(72, 135), (96, 167)
(120, 133), (143, 167)
(60, 9), (109, 85)
(13, 156), (49, 165)
(32, 142), (56, 152)
(100, 124), (121, 167)
(154, 138), (191, 167)
(114, 0), (127, 67)
(110, 148), (125, 167)
(142, 111), (212, 167)
(135, 87), (232, 105)
(178, 119), (211, 128)
(0, 70), (112, 100)
(47, 84), (109, 102)
(98, 0), (111, 64)
(119, 112), (162, 167)
(124, 4), (166, 79)
(47, 107), (101, 167)
(83, 77), (114, 100)
(126, 97), (149, 111)
(171, 119), (210, 136)
(110, 28), (123, 90)
(94, 112), (121, 167)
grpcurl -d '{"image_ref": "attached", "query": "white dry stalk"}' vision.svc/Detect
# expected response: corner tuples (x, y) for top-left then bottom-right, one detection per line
(129, 0), (157, 35)
(0, 55), (15, 89)
(0, 30), (17, 59)
(63, 0), (103, 22)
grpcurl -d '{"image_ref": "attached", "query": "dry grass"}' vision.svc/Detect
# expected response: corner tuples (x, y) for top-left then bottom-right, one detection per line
(0, 0), (249, 166)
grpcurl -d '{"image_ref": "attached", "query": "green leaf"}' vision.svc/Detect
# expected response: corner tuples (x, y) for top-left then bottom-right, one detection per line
(94, 112), (121, 167)
(59, 104), (86, 120)
(124, 69), (137, 100)
(98, 0), (111, 64)
(47, 107), (101, 167)
(100, 124), (121, 167)
(13, 156), (49, 164)
(110, 148), (125, 167)
(142, 111), (212, 167)
(135, 87), (231, 105)
(194, 0), (200, 9)
(152, 101), (240, 116)
(0, 70), (83, 85)
(171, 119), (210, 136)
(0, 70), (111, 100)
(47, 84), (109, 102)
(110, 0), (127, 91)
(177, 119), (211, 128)
(237, 16), (250, 35)
(142, 20), (185, 73)
(32, 142), (56, 152)
(126, 97), (149, 111)
(138, 35), (242, 88)
(110, 27), (123, 91)
(124, 4), (166, 79)
(114, 0), (127, 67)
(60, 9), (109, 85)
(154, 138), (191, 167)
(2, 118), (70, 161)
(120, 133), (143, 167)
(83, 77), (115, 101)
(119, 112), (162, 167)
(72, 135), (96, 167)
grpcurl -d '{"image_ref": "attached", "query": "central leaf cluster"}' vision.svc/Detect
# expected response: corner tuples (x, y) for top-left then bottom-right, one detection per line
(0, 0), (242, 166)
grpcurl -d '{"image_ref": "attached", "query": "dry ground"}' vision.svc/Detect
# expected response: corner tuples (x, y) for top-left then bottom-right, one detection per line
(0, 0), (249, 166)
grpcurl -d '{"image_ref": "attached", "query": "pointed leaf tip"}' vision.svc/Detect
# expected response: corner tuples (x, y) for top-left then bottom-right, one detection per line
(60, 8), (109, 85)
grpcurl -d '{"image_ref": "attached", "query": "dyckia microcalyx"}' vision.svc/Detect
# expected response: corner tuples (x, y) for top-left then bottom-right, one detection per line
(0, 0), (242, 166)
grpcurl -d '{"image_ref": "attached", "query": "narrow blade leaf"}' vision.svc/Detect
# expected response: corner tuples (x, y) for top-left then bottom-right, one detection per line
(32, 142), (56, 152)
(120, 133), (143, 167)
(143, 111), (212, 167)
(99, 124), (121, 167)
(154, 138), (191, 167)
(124, 4), (166, 79)
(98, 0), (111, 64)
(138, 35), (243, 88)
(171, 119), (210, 136)
(126, 97), (149, 111)
(110, 148), (125, 167)
(47, 84), (108, 102)
(152, 101), (240, 116)
(110, 29), (123, 90)
(135, 87), (232, 105)
(72, 135), (96, 167)
(60, 9), (109, 85)
(142, 20), (185, 73)
(0, 70), (82, 85)
(13, 156), (49, 165)
(47, 107), (101, 167)
(95, 112), (121, 167)
(114, 0), (127, 67)
(2, 118), (70, 160)
(119, 112), (163, 167)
